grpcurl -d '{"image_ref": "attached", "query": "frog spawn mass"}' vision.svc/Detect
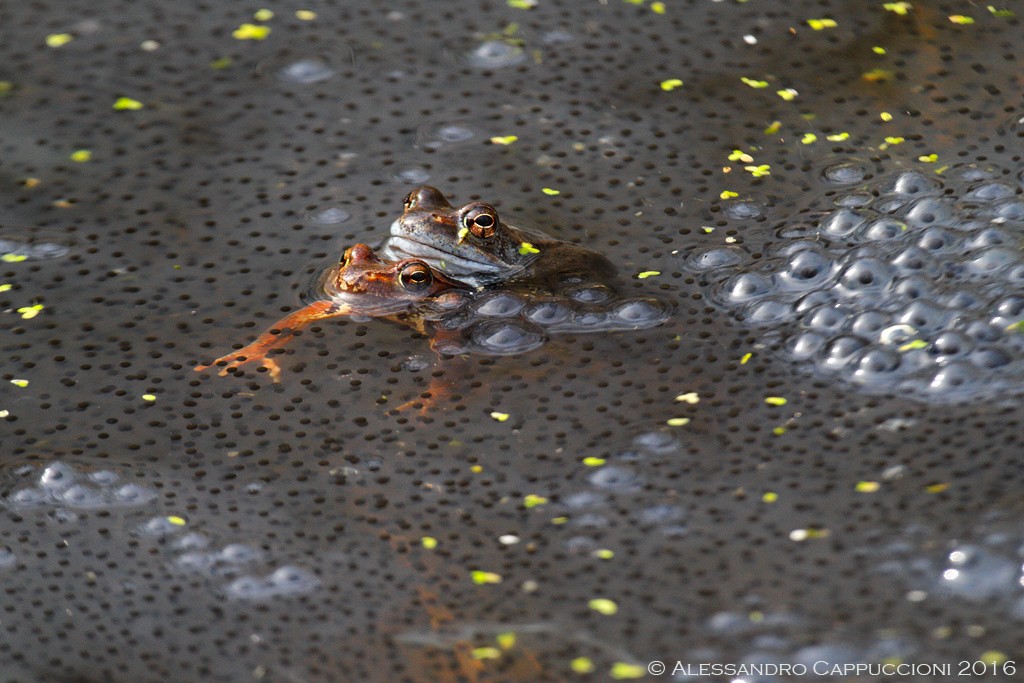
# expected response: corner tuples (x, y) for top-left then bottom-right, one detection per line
(690, 163), (1024, 402)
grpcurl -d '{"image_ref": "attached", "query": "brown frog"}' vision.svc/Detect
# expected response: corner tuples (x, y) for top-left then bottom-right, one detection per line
(379, 185), (617, 289)
(195, 244), (471, 379)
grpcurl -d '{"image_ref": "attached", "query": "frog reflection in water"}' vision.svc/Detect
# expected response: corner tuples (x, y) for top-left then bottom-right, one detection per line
(195, 244), (471, 379)
(380, 186), (671, 355)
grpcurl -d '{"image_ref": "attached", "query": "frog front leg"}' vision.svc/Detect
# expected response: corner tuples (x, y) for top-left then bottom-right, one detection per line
(195, 300), (353, 380)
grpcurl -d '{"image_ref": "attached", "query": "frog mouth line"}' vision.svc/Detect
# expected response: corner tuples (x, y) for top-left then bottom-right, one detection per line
(382, 233), (506, 274)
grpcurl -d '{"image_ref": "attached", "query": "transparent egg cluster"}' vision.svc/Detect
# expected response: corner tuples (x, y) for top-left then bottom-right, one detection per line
(139, 517), (321, 601)
(691, 163), (1024, 401)
(2, 461), (157, 511)
(426, 286), (673, 355)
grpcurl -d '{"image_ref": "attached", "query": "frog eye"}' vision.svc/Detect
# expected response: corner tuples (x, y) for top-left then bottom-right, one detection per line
(460, 203), (499, 239)
(399, 262), (434, 292)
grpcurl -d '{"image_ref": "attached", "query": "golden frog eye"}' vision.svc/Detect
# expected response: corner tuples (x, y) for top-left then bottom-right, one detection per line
(399, 262), (433, 292)
(460, 203), (499, 239)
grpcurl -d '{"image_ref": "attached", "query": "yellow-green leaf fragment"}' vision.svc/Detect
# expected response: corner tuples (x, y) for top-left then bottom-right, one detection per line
(666, 417), (690, 427)
(772, 426), (787, 435)
(296, 10), (318, 20)
(142, 394), (156, 402)
(762, 492), (778, 503)
(856, 481), (880, 493)
(925, 482), (949, 493)
(826, 132), (850, 141)
(0, 284), (12, 292)
(675, 392), (699, 404)
(489, 135), (518, 145)
(880, 111), (893, 122)
(496, 632), (516, 650)
(471, 570), (502, 585)
(801, 133), (817, 144)
(167, 515), (187, 526)
(508, 0), (536, 8)
(744, 164), (771, 178)
(764, 396), (787, 406)
(872, 46), (887, 54)
(979, 650), (1008, 665)
(582, 456), (606, 466)
(948, 15), (974, 24)
(610, 662), (647, 679)
(588, 598), (618, 615)
(740, 352), (752, 364)
(518, 242), (540, 255)
(10, 379), (28, 388)
(884, 136), (905, 145)
(764, 120), (782, 134)
(253, 8), (274, 21)
(918, 153), (938, 163)
(728, 149), (752, 162)
(1006, 320), (1024, 332)
(883, 2), (912, 15)
(210, 56), (233, 69)
(456, 226), (470, 244)
(472, 647), (501, 660)
(650, 2), (666, 14)
(3, 254), (28, 263)
(988, 6), (1014, 18)
(741, 77), (769, 88)
(593, 548), (614, 559)
(807, 18), (838, 30)
(790, 527), (830, 541)
(541, 187), (560, 195)
(776, 88), (798, 101)
(636, 270), (660, 279)
(490, 411), (510, 422)
(523, 494), (548, 509)
(898, 339), (928, 351)
(233, 23), (271, 40)
(570, 657), (595, 674)
(113, 97), (144, 110)
(17, 304), (44, 319)
(421, 536), (438, 549)
(720, 190), (739, 199)
(70, 149), (92, 162)
(550, 516), (569, 525)
(862, 68), (894, 83)
(659, 78), (684, 91)
(46, 33), (73, 48)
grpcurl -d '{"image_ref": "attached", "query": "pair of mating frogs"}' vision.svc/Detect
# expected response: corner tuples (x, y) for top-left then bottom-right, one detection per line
(196, 187), (671, 379)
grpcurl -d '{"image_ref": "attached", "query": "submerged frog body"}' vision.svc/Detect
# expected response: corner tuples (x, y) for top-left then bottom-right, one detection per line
(379, 185), (617, 289)
(195, 244), (471, 378)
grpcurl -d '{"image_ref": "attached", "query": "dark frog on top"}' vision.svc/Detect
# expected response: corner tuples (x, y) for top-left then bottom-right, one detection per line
(378, 186), (672, 355)
(379, 185), (617, 289)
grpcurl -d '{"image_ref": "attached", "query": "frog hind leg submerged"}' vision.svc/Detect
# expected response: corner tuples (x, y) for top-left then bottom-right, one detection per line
(195, 300), (354, 380)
